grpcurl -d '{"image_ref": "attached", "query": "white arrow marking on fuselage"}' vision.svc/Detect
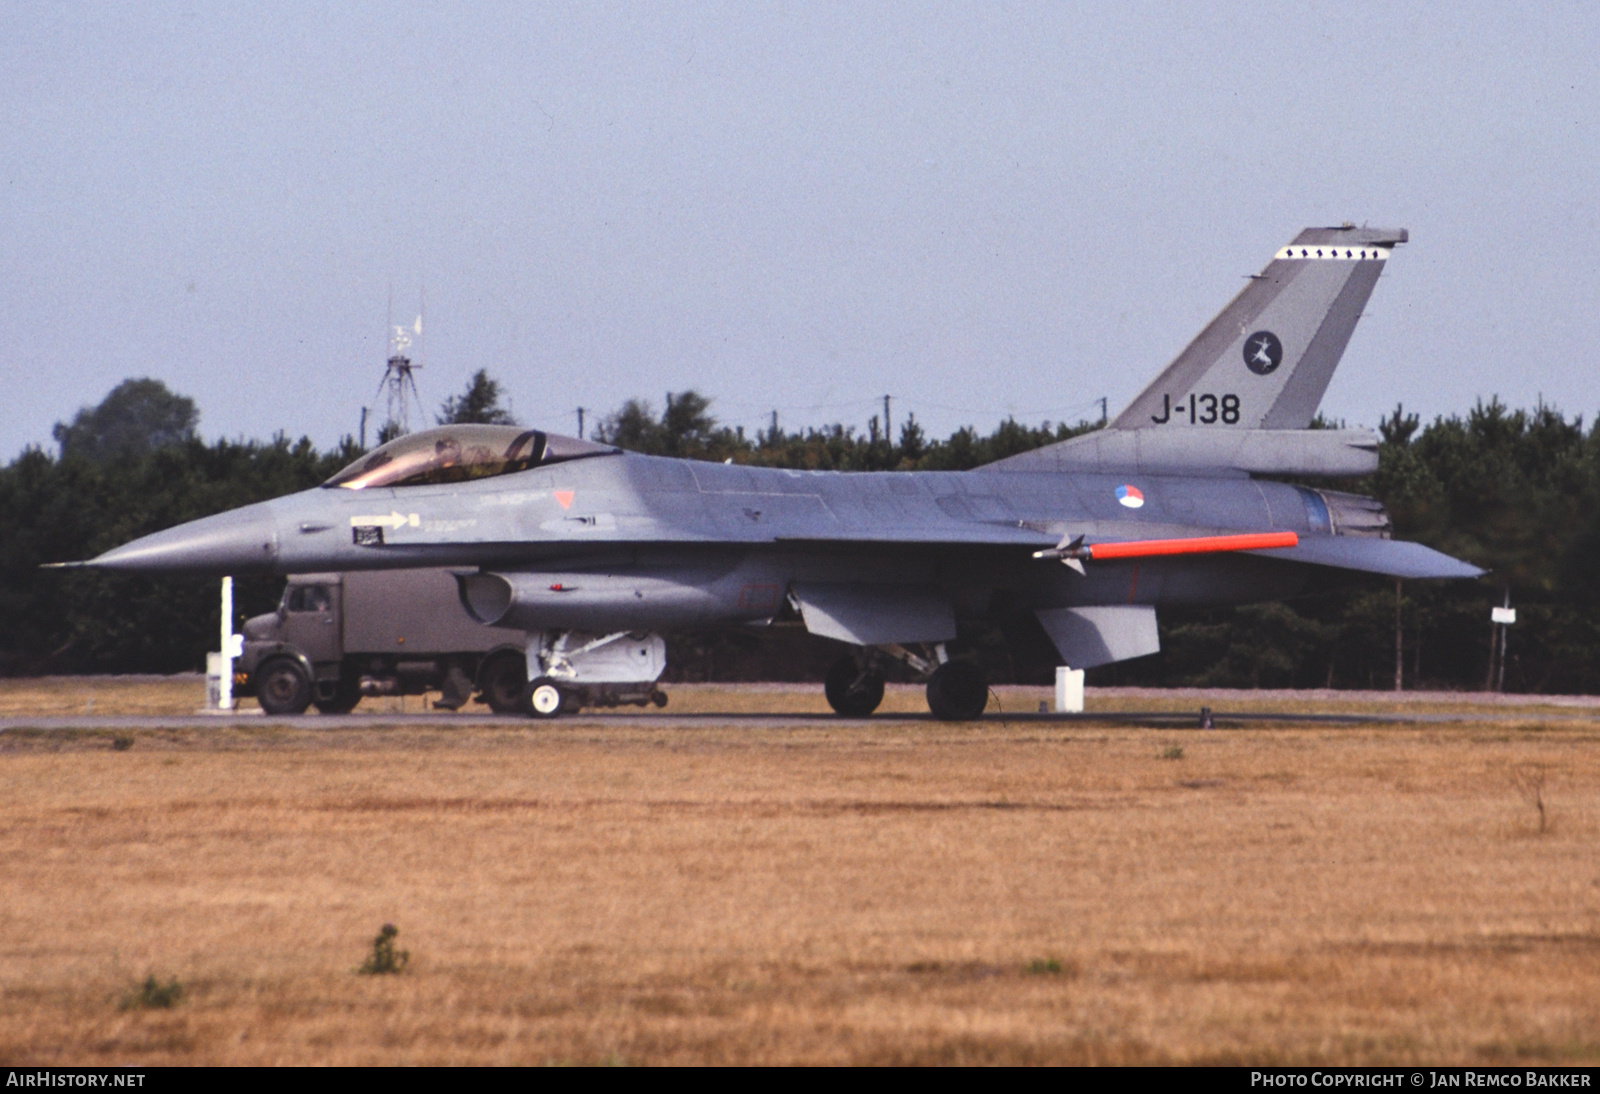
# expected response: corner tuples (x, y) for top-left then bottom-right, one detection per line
(350, 511), (419, 530)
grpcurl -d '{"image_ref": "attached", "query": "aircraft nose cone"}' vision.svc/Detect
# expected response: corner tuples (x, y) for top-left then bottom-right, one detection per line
(88, 503), (281, 574)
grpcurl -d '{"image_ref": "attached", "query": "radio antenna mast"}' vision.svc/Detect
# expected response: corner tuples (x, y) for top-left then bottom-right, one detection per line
(374, 287), (424, 441)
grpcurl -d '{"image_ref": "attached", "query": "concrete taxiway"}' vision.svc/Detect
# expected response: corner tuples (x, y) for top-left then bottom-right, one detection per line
(4, 707), (1599, 733)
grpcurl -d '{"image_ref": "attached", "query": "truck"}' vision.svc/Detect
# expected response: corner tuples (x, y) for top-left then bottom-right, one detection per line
(237, 569), (536, 715)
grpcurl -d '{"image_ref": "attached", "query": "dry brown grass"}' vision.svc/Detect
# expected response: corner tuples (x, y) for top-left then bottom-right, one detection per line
(0, 675), (238, 717)
(2, 709), (1598, 1066)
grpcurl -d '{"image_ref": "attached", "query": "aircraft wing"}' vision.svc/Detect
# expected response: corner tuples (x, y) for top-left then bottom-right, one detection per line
(782, 526), (1484, 581)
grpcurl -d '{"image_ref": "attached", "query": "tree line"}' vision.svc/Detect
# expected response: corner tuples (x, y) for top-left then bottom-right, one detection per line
(3, 374), (1596, 692)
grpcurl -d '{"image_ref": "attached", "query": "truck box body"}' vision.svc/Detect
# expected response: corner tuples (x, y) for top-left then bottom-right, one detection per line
(339, 569), (526, 654)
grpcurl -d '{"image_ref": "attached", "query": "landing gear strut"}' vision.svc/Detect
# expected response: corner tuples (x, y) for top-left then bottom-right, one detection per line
(925, 659), (988, 721)
(824, 654), (885, 716)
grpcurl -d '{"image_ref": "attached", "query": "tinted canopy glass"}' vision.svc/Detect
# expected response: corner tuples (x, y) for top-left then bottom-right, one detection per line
(324, 425), (618, 490)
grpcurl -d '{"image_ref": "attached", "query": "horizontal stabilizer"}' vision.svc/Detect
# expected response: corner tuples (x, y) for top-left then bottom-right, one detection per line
(985, 427), (1379, 477)
(1247, 536), (1484, 579)
(1035, 605), (1160, 669)
(791, 582), (957, 646)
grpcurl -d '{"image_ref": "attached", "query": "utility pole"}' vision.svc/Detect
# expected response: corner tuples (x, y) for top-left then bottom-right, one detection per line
(1485, 603), (1498, 692)
(1487, 588), (1515, 692)
(883, 395), (892, 443)
(1496, 589), (1513, 693)
(1393, 579), (1403, 692)
(1099, 396), (1108, 424)
(576, 407), (586, 440)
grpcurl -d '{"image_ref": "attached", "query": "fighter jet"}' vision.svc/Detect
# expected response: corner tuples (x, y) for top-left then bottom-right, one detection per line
(75, 225), (1481, 719)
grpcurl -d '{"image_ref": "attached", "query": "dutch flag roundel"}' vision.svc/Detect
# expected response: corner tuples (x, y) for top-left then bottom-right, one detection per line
(1116, 484), (1145, 509)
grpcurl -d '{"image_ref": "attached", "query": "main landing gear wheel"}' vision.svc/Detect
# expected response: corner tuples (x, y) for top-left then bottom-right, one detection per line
(256, 657), (313, 715)
(825, 655), (885, 716)
(525, 677), (566, 718)
(480, 653), (529, 714)
(925, 659), (988, 721)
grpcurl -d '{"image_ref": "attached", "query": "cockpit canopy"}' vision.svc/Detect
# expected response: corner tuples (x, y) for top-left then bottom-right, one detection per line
(324, 425), (618, 490)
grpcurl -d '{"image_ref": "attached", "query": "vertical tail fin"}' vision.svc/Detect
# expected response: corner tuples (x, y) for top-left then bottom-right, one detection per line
(1111, 226), (1407, 431)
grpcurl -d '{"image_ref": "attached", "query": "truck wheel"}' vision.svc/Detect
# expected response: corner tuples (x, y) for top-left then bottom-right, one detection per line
(479, 653), (528, 714)
(256, 658), (313, 715)
(526, 678), (564, 718)
(313, 673), (361, 715)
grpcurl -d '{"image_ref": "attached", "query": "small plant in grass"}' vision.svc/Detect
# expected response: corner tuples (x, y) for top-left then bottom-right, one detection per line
(1024, 958), (1063, 975)
(111, 734), (135, 751)
(1162, 745), (1185, 760)
(121, 976), (183, 1009)
(358, 923), (409, 974)
(1511, 763), (1551, 834)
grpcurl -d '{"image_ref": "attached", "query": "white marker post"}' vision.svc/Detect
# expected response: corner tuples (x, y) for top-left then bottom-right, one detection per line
(1054, 666), (1085, 713)
(218, 576), (236, 711)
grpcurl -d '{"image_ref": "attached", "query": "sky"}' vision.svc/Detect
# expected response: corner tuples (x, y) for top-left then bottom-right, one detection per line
(3, 2), (1597, 459)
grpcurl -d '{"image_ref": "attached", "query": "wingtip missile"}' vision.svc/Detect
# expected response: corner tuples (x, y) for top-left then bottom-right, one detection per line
(1032, 534), (1088, 573)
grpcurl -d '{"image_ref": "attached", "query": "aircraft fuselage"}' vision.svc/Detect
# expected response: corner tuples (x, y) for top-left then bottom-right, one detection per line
(91, 448), (1330, 626)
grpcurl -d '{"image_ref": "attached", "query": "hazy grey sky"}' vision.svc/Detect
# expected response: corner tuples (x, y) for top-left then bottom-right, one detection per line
(3, 2), (1596, 458)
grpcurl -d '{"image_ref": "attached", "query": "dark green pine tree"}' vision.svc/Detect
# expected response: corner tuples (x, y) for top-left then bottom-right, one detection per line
(437, 370), (518, 426)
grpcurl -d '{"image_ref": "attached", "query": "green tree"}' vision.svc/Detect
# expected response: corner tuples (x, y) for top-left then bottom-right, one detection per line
(0, 426), (360, 675)
(437, 369), (517, 425)
(595, 391), (746, 460)
(53, 378), (199, 463)
(22, 380), (1600, 693)
(594, 398), (667, 453)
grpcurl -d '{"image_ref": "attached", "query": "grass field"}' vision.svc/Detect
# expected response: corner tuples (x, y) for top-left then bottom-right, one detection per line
(2, 685), (1598, 1066)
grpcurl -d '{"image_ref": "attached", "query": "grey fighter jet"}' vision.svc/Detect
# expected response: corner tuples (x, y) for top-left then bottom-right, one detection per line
(75, 225), (1481, 719)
